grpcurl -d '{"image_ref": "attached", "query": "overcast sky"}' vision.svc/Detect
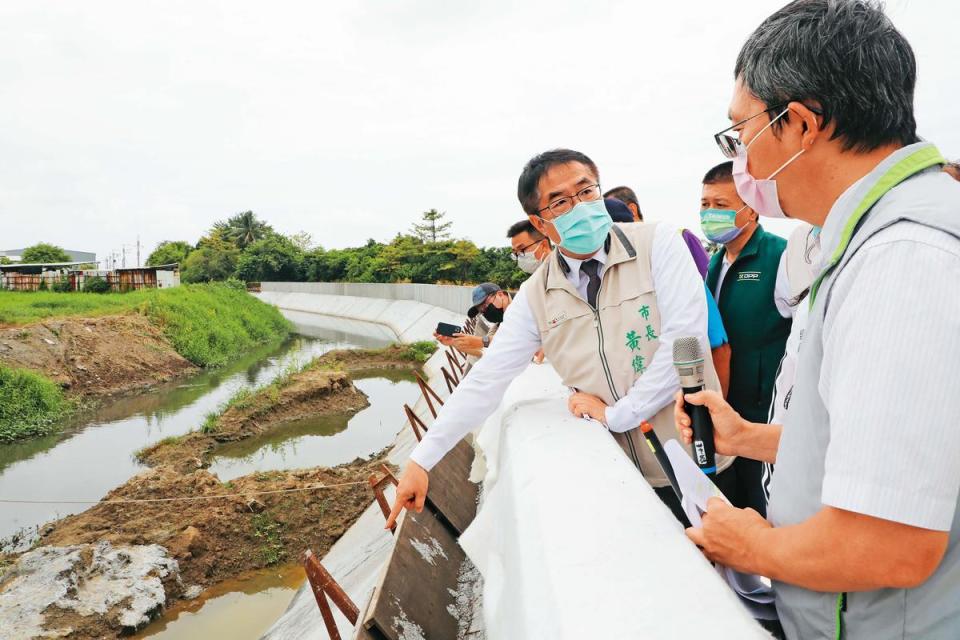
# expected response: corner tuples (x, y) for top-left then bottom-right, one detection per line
(2, 0), (957, 265)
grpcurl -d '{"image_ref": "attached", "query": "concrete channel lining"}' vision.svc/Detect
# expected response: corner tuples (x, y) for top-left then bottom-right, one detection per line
(258, 283), (471, 344)
(260, 282), (474, 315)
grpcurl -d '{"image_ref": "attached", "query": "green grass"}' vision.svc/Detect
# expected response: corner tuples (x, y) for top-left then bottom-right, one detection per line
(0, 284), (292, 368)
(251, 512), (287, 565)
(0, 365), (70, 442)
(0, 284), (291, 442)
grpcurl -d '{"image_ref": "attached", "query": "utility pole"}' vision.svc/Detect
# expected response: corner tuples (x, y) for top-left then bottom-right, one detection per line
(121, 246), (126, 269)
(136, 235), (141, 268)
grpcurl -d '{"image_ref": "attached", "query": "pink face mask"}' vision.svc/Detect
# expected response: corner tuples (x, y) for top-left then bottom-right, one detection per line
(732, 108), (805, 219)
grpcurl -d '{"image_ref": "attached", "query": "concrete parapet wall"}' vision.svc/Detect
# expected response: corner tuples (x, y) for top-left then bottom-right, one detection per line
(255, 286), (467, 343)
(260, 282), (474, 316)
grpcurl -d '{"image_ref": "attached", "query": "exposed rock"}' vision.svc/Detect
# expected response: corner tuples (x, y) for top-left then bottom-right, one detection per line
(0, 541), (180, 639)
(181, 585), (203, 600)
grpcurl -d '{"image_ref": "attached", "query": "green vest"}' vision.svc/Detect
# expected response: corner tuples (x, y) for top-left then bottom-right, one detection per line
(706, 225), (790, 423)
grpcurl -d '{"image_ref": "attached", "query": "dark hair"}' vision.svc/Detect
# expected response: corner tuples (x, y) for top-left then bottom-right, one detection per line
(702, 161), (733, 185)
(506, 219), (543, 239)
(517, 149), (599, 216)
(603, 186), (643, 221)
(735, 0), (918, 152)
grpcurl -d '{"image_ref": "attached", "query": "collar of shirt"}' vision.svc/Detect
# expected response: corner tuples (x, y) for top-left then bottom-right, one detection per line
(561, 245), (608, 291)
(819, 141), (938, 267)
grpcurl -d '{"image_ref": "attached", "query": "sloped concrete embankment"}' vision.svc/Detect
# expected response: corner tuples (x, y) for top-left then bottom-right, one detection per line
(256, 282), (470, 344)
(261, 332), (457, 639)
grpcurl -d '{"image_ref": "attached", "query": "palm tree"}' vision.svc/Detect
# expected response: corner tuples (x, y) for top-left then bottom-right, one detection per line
(219, 211), (273, 249)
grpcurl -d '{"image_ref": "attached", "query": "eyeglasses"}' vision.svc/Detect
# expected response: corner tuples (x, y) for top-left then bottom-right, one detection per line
(713, 103), (822, 159)
(511, 238), (544, 259)
(536, 184), (601, 219)
(477, 292), (498, 313)
(713, 103), (786, 158)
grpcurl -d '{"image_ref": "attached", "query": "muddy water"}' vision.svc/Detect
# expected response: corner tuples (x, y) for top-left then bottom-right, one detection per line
(0, 320), (393, 550)
(208, 370), (419, 481)
(137, 564), (306, 639)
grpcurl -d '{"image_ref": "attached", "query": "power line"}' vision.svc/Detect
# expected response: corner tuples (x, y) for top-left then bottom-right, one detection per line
(0, 480), (369, 505)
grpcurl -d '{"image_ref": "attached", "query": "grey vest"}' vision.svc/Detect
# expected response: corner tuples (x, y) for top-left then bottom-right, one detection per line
(769, 147), (960, 639)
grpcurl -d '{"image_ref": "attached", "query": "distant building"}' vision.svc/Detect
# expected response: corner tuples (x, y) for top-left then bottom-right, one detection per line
(0, 248), (96, 263)
(0, 263), (179, 292)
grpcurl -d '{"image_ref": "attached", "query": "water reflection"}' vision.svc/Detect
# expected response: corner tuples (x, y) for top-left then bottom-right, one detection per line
(136, 564), (305, 639)
(208, 372), (419, 481)
(0, 332), (380, 548)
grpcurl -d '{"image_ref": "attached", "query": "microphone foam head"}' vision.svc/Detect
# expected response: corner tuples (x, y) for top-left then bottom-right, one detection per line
(672, 336), (702, 364)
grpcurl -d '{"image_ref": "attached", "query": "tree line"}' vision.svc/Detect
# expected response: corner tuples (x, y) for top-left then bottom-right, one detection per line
(146, 209), (528, 289)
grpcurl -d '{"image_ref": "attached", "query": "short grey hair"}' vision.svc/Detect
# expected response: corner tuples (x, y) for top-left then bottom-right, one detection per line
(735, 0), (918, 152)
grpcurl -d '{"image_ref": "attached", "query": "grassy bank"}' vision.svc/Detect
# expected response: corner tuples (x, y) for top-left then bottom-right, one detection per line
(0, 283), (291, 367)
(0, 284), (291, 441)
(0, 365), (69, 442)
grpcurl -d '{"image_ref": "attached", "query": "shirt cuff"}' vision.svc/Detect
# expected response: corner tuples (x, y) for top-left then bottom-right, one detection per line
(604, 399), (640, 433)
(409, 439), (444, 472)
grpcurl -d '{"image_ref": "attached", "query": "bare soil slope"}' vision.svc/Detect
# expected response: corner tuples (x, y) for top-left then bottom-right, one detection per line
(0, 315), (196, 397)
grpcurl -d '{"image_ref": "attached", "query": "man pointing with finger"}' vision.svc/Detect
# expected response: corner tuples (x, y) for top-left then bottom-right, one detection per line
(675, 2), (960, 638)
(387, 148), (738, 529)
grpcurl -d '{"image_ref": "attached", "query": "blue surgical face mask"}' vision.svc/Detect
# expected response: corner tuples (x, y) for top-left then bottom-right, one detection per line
(700, 207), (748, 244)
(550, 199), (612, 254)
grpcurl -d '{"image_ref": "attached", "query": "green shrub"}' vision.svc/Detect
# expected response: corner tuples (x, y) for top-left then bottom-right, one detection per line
(222, 277), (247, 291)
(50, 278), (72, 293)
(403, 340), (438, 363)
(0, 365), (69, 442)
(83, 276), (111, 293)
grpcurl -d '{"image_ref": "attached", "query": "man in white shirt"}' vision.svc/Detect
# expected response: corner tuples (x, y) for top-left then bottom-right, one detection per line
(387, 148), (735, 528)
(675, 2), (960, 637)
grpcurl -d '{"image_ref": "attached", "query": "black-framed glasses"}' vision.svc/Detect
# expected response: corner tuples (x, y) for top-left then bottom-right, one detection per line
(511, 238), (544, 259)
(713, 102), (823, 158)
(536, 184), (601, 219)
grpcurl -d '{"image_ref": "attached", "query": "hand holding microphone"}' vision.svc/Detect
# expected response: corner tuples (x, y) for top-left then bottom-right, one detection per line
(673, 337), (717, 477)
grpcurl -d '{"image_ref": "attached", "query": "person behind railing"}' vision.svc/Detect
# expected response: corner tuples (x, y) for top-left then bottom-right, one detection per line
(700, 160), (792, 519)
(674, 1), (960, 638)
(389, 148), (740, 529)
(435, 282), (511, 368)
(603, 185), (643, 222)
(506, 219), (551, 275)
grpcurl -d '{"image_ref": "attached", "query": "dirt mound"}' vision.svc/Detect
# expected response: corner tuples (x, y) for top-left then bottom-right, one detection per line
(313, 344), (428, 372)
(139, 368), (370, 472)
(0, 315), (196, 397)
(37, 459), (388, 594)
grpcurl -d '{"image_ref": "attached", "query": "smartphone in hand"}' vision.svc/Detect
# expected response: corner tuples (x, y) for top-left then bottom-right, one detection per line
(436, 322), (462, 337)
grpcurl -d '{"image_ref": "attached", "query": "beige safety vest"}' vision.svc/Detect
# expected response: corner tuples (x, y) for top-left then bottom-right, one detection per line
(525, 223), (734, 487)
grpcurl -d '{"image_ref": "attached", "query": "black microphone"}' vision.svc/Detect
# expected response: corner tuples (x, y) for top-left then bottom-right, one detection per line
(673, 337), (716, 477)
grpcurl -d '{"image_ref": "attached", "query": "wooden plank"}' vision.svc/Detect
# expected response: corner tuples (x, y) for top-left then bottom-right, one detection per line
(426, 438), (479, 535)
(363, 508), (466, 640)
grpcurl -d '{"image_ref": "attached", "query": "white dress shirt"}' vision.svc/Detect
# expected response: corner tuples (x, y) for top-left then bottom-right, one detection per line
(410, 223), (708, 471)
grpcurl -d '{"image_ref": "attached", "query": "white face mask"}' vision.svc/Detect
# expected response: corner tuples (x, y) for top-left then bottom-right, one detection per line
(516, 252), (541, 274)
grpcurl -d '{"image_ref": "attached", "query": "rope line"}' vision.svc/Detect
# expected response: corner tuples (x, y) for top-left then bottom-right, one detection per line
(0, 480), (369, 505)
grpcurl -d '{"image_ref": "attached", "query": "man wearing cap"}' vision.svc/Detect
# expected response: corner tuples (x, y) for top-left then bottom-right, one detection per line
(388, 148), (738, 529)
(436, 283), (511, 362)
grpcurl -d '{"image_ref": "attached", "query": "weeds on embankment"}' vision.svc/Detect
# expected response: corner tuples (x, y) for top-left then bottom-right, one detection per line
(0, 284), (291, 441)
(0, 365), (70, 442)
(0, 284), (291, 367)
